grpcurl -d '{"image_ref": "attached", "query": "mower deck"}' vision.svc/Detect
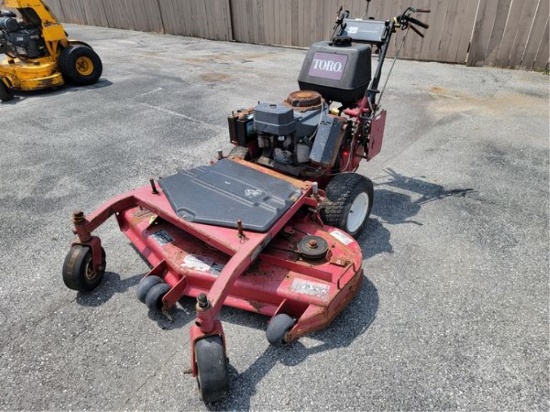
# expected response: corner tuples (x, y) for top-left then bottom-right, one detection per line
(73, 158), (363, 334)
(0, 57), (64, 90)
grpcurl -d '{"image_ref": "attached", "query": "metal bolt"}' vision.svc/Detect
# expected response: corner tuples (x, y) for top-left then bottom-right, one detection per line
(149, 178), (159, 194)
(72, 210), (85, 224)
(308, 239), (318, 249)
(237, 220), (245, 238)
(197, 293), (209, 308)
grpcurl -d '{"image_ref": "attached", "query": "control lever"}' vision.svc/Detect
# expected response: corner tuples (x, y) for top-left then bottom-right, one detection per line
(409, 24), (424, 38)
(408, 16), (429, 29)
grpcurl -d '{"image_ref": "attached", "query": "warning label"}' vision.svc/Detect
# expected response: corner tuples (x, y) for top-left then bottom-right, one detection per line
(291, 279), (330, 299)
(330, 229), (353, 245)
(181, 254), (224, 276)
(150, 230), (173, 246)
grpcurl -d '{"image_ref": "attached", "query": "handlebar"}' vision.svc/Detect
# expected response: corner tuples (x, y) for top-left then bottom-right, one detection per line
(399, 7), (431, 36)
(408, 16), (429, 29)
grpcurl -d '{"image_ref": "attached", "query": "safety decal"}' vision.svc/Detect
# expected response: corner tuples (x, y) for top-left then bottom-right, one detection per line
(150, 229), (173, 246)
(244, 188), (263, 199)
(330, 229), (353, 245)
(181, 254), (224, 276)
(291, 279), (330, 299)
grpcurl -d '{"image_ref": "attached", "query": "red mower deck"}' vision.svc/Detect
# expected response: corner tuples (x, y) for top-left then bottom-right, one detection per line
(64, 158), (363, 402)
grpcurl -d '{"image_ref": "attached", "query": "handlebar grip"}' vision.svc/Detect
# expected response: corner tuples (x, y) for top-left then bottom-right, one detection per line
(408, 16), (429, 29)
(415, 8), (431, 13)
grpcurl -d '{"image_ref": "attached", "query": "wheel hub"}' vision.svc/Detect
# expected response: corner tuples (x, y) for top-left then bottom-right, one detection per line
(347, 192), (370, 233)
(76, 56), (93, 76)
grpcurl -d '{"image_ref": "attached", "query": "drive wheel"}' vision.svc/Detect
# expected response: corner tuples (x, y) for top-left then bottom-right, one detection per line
(321, 173), (374, 238)
(266, 313), (295, 347)
(0, 79), (14, 102)
(144, 283), (171, 311)
(62, 245), (106, 292)
(59, 45), (102, 86)
(195, 336), (229, 403)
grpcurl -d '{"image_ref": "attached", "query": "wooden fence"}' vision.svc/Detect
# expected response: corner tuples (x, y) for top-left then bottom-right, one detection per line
(5, 0), (548, 70)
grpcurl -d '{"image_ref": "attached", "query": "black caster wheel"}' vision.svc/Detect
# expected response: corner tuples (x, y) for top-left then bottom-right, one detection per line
(136, 275), (163, 303)
(0, 79), (14, 102)
(62, 245), (105, 292)
(195, 335), (229, 403)
(144, 282), (171, 311)
(266, 313), (295, 347)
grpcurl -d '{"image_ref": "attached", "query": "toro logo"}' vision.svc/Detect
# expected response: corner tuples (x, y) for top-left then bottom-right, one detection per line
(308, 52), (348, 81)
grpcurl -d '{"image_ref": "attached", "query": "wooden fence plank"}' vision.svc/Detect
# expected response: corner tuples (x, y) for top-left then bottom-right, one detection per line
(522, 0), (549, 69)
(533, 16), (549, 70)
(102, 0), (163, 33)
(43, 0), (66, 21)
(453, 0), (479, 63)
(468, 0), (498, 66)
(494, 0), (527, 67)
(507, 0), (539, 68)
(482, 0), (513, 66)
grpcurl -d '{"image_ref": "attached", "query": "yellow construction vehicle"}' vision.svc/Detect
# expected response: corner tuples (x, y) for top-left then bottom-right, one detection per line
(0, 0), (102, 101)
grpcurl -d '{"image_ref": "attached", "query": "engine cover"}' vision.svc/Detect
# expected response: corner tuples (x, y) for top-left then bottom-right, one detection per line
(254, 103), (296, 136)
(298, 41), (372, 105)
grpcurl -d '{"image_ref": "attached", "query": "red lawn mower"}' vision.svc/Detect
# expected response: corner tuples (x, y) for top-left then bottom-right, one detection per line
(62, 2), (429, 403)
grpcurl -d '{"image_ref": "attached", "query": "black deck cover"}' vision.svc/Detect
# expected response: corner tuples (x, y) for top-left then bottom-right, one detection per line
(158, 159), (301, 232)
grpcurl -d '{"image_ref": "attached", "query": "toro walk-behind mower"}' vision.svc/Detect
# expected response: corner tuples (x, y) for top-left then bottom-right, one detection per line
(62, 2), (429, 403)
(0, 0), (102, 101)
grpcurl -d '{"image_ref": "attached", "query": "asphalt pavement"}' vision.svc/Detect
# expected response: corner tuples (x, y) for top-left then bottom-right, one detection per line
(0, 24), (548, 411)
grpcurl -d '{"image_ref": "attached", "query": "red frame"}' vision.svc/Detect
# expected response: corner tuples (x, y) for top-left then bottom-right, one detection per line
(70, 159), (363, 378)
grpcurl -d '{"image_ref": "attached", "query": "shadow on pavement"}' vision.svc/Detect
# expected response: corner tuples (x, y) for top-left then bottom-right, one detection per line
(359, 168), (475, 260)
(209, 276), (379, 410)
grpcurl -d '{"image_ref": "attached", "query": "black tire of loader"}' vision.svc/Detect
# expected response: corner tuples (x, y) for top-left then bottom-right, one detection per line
(58, 45), (103, 86)
(320, 173), (374, 238)
(0, 79), (14, 102)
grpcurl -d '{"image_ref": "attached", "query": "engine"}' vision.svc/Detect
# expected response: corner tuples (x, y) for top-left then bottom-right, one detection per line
(228, 90), (349, 177)
(0, 11), (46, 59)
(228, 37), (376, 176)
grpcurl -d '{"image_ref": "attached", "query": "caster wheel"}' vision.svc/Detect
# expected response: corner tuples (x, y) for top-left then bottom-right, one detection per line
(136, 275), (163, 303)
(62, 245), (105, 292)
(266, 313), (295, 347)
(195, 336), (229, 403)
(0, 79), (14, 102)
(145, 282), (170, 311)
